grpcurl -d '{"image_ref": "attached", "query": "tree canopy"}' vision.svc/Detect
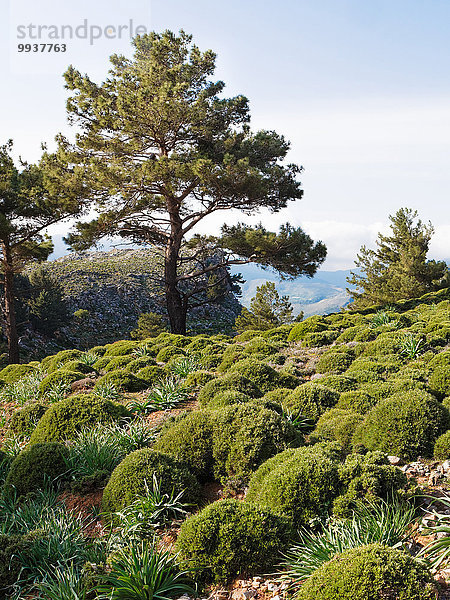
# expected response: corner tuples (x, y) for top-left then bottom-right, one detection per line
(0, 140), (85, 362)
(235, 280), (302, 332)
(346, 207), (449, 310)
(61, 30), (326, 334)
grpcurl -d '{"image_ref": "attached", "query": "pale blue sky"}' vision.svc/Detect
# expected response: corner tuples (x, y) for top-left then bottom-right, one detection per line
(1, 0), (450, 269)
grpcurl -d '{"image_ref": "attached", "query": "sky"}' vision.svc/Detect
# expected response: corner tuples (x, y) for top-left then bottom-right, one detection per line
(1, 0), (450, 270)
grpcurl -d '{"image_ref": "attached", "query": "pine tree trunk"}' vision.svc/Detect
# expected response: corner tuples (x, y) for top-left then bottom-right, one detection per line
(165, 202), (187, 334)
(2, 245), (19, 364)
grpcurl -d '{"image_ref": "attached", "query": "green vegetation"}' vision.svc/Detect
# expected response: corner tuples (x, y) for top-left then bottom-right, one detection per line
(177, 499), (292, 582)
(296, 543), (436, 600)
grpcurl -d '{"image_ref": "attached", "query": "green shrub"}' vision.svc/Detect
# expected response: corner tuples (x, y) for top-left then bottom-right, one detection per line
(156, 404), (299, 484)
(177, 499), (292, 583)
(125, 356), (157, 373)
(316, 375), (357, 392)
(434, 430), (450, 459)
(197, 373), (261, 406)
(0, 533), (36, 596)
(9, 403), (48, 436)
(302, 331), (339, 347)
(362, 334), (400, 357)
(93, 356), (112, 371)
(154, 411), (214, 480)
(430, 350), (450, 369)
(62, 360), (97, 375)
(310, 409), (364, 453)
(429, 366), (450, 399)
(335, 326), (360, 343)
(316, 349), (354, 374)
(333, 451), (408, 517)
(217, 345), (246, 372)
(95, 370), (148, 392)
(336, 390), (376, 414)
(135, 365), (164, 386)
(29, 394), (130, 444)
(235, 330), (261, 342)
(207, 390), (252, 409)
(104, 341), (138, 357)
(5, 442), (69, 496)
(353, 390), (449, 459)
(102, 448), (200, 515)
(245, 443), (342, 526)
(262, 387), (293, 405)
(39, 370), (85, 396)
(228, 359), (296, 393)
(211, 404), (300, 483)
(45, 349), (86, 373)
(262, 324), (294, 341)
(185, 370), (216, 388)
(296, 543), (436, 600)
(185, 336), (214, 351)
(102, 355), (134, 372)
(283, 382), (340, 421)
(156, 346), (186, 363)
(0, 364), (36, 384)
(287, 317), (327, 342)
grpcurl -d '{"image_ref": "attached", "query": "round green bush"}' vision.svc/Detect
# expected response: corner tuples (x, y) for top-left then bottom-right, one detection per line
(283, 382), (340, 421)
(430, 350), (450, 369)
(316, 349), (355, 374)
(102, 448), (200, 514)
(317, 375), (357, 392)
(177, 499), (292, 583)
(207, 390), (252, 409)
(353, 389), (450, 459)
(310, 408), (364, 453)
(29, 394), (130, 444)
(185, 337), (214, 351)
(262, 387), (293, 405)
(434, 430), (450, 459)
(262, 324), (294, 341)
(63, 360), (97, 375)
(185, 370), (216, 388)
(287, 317), (327, 342)
(0, 364), (36, 384)
(44, 349), (84, 373)
(197, 373), (262, 406)
(245, 443), (341, 526)
(154, 411), (214, 480)
(217, 345), (246, 372)
(228, 359), (294, 393)
(242, 337), (279, 356)
(9, 403), (48, 436)
(39, 370), (86, 396)
(135, 365), (164, 385)
(297, 543), (436, 600)
(336, 390), (376, 414)
(94, 370), (148, 392)
(102, 356), (134, 372)
(333, 450), (408, 517)
(428, 366), (450, 399)
(125, 356), (157, 373)
(5, 442), (69, 496)
(104, 341), (138, 357)
(302, 331), (339, 347)
(93, 356), (113, 372)
(362, 333), (400, 357)
(155, 346), (186, 363)
(211, 403), (300, 483)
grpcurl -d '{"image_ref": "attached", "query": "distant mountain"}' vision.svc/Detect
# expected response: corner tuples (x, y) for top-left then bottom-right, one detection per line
(232, 264), (357, 317)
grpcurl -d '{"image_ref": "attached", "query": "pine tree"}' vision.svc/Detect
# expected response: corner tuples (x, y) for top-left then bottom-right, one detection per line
(60, 30), (326, 334)
(235, 281), (301, 331)
(0, 141), (85, 362)
(347, 208), (448, 309)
